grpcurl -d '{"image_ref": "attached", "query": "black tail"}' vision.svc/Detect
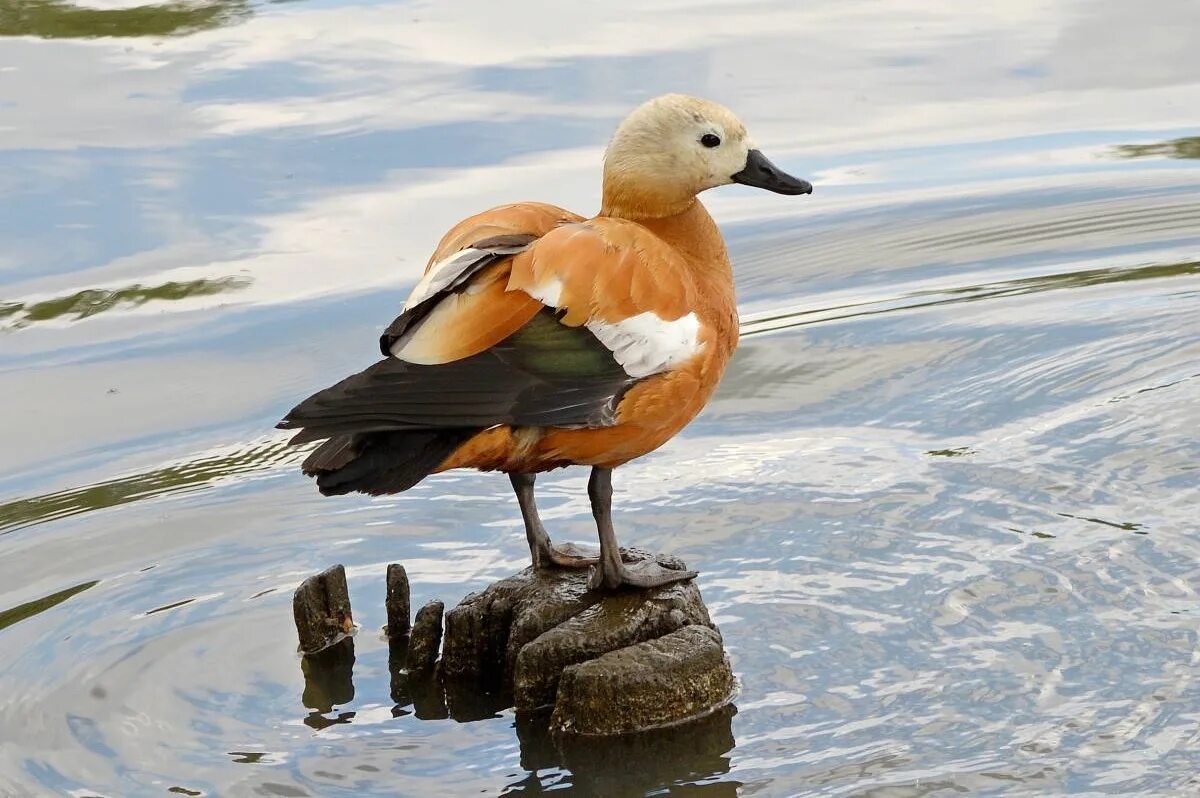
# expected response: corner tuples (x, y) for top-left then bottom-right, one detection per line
(302, 429), (479, 496)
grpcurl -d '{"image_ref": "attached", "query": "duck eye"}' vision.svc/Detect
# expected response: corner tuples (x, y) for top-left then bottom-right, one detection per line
(700, 133), (721, 148)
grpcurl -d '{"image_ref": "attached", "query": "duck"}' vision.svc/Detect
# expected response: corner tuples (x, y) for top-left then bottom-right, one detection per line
(278, 93), (812, 591)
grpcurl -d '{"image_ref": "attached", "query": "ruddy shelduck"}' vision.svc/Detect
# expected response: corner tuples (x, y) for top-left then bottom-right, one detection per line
(279, 94), (812, 590)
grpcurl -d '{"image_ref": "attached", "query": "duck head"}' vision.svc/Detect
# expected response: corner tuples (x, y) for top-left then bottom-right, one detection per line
(602, 93), (812, 219)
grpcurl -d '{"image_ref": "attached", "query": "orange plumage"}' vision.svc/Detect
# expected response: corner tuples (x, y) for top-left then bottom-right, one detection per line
(437, 202), (738, 473)
(279, 94), (811, 590)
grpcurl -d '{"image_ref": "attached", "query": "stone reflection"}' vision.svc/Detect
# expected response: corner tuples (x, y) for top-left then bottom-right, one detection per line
(0, 0), (250, 38)
(298, 637), (739, 793)
(300, 637), (355, 730)
(512, 705), (739, 795)
(387, 636), (450, 721)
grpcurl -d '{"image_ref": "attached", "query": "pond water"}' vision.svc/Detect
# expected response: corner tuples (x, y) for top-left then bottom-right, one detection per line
(2, 0), (1199, 795)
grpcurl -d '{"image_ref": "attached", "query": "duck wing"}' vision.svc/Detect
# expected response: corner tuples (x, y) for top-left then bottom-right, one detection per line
(277, 215), (706, 487)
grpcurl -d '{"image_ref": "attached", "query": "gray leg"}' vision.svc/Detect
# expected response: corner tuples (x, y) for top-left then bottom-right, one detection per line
(508, 472), (598, 570)
(586, 467), (698, 591)
(586, 466), (623, 590)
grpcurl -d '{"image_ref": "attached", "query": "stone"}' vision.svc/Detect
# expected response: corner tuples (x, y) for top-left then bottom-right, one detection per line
(437, 549), (729, 736)
(384, 563), (410, 637)
(503, 571), (597, 684)
(394, 549), (733, 735)
(549, 624), (735, 735)
(440, 548), (690, 693)
(441, 572), (534, 689)
(292, 564), (353, 655)
(512, 577), (711, 712)
(407, 599), (444, 675)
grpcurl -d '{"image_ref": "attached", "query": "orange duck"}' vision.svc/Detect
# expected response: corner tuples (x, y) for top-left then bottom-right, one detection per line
(279, 94), (812, 590)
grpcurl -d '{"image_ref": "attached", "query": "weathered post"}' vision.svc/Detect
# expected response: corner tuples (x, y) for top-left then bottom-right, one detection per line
(292, 564), (353, 655)
(384, 563), (411, 637)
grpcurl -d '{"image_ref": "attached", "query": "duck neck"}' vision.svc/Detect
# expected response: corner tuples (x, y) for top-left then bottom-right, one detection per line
(601, 175), (729, 265)
(638, 201), (731, 278)
(600, 175), (696, 222)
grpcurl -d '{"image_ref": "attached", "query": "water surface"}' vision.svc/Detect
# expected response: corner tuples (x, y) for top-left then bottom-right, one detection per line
(2, 1), (1199, 795)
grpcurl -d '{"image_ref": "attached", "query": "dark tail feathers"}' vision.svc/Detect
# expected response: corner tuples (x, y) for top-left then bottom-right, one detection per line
(302, 429), (478, 496)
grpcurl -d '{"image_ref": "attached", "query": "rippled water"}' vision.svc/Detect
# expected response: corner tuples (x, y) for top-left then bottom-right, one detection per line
(2, 1), (1199, 795)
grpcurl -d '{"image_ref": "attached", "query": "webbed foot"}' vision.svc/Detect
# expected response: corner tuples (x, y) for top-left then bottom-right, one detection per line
(587, 556), (698, 591)
(537, 542), (600, 570)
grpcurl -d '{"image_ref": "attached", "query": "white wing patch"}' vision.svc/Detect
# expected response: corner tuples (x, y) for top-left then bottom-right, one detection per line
(585, 312), (703, 379)
(524, 276), (564, 307)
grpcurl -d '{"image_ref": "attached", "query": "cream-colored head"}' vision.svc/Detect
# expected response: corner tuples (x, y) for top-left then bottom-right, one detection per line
(601, 93), (811, 219)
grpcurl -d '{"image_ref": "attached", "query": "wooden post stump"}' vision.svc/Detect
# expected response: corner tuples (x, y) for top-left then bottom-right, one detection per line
(407, 599), (444, 675)
(384, 563), (410, 637)
(292, 564), (353, 655)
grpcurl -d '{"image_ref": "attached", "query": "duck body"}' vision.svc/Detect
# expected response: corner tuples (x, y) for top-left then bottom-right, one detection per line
(433, 199), (740, 475)
(279, 94), (811, 590)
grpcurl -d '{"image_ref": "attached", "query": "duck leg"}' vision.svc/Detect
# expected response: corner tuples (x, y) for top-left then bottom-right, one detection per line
(586, 466), (698, 591)
(509, 473), (598, 569)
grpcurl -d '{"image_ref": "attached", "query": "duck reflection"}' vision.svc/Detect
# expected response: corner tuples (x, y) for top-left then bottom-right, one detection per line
(298, 638), (738, 793)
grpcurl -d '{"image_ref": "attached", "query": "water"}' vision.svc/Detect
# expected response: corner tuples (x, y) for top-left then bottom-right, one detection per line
(1, 1), (1199, 795)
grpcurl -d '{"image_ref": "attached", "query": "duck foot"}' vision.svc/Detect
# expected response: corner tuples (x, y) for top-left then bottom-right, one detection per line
(538, 542), (600, 569)
(587, 557), (698, 591)
(539, 544), (661, 570)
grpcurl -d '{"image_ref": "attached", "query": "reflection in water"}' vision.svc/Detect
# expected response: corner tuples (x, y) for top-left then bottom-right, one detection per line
(301, 637), (356, 730)
(19, 256), (1188, 538)
(1115, 136), (1200, 160)
(0, 0), (250, 39)
(296, 633), (738, 793)
(387, 636), (452, 721)
(1, 276), (251, 330)
(0, 579), (98, 632)
(512, 707), (738, 796)
(0, 436), (297, 535)
(741, 259), (1200, 338)
(142, 596), (198, 616)
(1057, 512), (1146, 534)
